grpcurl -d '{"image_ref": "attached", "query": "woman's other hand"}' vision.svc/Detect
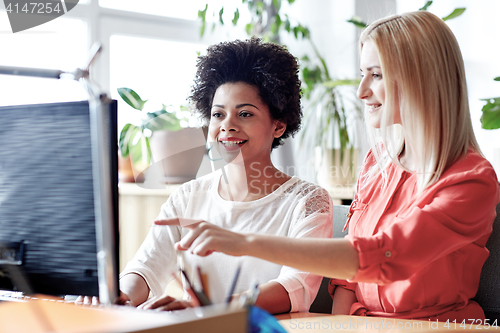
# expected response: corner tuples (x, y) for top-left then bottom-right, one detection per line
(74, 295), (100, 306)
(114, 292), (132, 306)
(137, 294), (193, 311)
(74, 292), (133, 307)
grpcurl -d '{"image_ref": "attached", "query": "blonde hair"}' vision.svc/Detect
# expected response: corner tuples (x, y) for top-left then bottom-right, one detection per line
(359, 11), (480, 193)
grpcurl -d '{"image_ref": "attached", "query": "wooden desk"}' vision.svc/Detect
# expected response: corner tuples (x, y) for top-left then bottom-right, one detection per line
(0, 298), (246, 333)
(4, 299), (493, 333)
(275, 312), (496, 332)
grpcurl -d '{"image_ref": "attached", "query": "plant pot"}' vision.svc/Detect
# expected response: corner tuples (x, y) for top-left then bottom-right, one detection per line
(118, 152), (136, 183)
(316, 147), (359, 189)
(143, 128), (207, 185)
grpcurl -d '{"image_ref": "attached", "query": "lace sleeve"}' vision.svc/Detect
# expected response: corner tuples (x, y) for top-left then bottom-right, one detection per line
(304, 186), (332, 217)
(284, 180), (332, 218)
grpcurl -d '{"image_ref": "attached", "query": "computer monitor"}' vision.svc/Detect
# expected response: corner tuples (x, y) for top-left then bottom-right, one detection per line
(0, 99), (119, 303)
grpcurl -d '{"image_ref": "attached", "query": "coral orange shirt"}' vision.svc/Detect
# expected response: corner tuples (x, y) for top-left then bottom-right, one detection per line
(332, 149), (500, 321)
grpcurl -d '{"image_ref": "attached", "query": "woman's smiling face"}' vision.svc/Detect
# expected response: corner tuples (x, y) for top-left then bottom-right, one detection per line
(357, 39), (401, 128)
(208, 82), (286, 165)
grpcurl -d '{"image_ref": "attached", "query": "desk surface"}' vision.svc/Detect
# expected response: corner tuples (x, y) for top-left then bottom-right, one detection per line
(1, 300), (495, 333)
(276, 312), (497, 332)
(0, 298), (247, 333)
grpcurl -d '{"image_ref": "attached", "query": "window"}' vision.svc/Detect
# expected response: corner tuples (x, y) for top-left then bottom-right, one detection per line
(98, 0), (250, 22)
(109, 35), (207, 130)
(99, 0), (207, 20)
(95, 1), (246, 130)
(0, 16), (88, 106)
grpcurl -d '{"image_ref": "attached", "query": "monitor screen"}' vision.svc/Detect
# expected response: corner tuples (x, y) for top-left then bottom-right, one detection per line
(0, 100), (119, 300)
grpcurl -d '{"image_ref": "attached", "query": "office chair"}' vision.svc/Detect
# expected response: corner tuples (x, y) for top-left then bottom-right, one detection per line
(473, 186), (500, 322)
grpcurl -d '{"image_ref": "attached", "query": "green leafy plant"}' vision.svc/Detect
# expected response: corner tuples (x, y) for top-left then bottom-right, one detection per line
(481, 77), (500, 130)
(198, 0), (361, 169)
(347, 1), (466, 29)
(117, 87), (188, 168)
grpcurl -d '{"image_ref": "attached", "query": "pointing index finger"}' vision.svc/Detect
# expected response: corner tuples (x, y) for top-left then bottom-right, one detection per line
(154, 217), (203, 228)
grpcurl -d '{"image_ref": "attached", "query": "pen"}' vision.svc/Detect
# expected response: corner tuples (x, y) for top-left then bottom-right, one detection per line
(225, 263), (242, 304)
(249, 282), (260, 306)
(196, 266), (210, 301)
(180, 269), (211, 306)
(171, 272), (200, 307)
(238, 282), (260, 308)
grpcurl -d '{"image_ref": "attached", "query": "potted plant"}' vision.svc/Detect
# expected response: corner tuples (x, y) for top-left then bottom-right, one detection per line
(117, 87), (206, 185)
(297, 42), (361, 189)
(198, 0), (361, 188)
(299, 78), (362, 189)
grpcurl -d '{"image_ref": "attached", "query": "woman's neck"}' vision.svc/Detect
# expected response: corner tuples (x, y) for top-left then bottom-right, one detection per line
(399, 144), (416, 171)
(218, 160), (291, 202)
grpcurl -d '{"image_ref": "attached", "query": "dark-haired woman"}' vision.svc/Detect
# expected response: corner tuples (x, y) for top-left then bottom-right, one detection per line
(119, 38), (333, 314)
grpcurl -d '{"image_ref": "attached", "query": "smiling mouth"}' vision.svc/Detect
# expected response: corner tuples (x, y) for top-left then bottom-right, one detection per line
(219, 140), (247, 147)
(368, 104), (382, 112)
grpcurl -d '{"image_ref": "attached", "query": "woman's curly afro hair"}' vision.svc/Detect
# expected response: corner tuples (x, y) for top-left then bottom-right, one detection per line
(189, 37), (302, 149)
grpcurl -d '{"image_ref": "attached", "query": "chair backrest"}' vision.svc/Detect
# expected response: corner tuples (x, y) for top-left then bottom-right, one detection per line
(473, 197), (500, 321)
(309, 205), (349, 313)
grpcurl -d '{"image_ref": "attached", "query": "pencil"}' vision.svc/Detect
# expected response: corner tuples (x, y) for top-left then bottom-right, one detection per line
(196, 266), (210, 301)
(225, 263), (242, 304)
(171, 271), (200, 307)
(180, 269), (211, 306)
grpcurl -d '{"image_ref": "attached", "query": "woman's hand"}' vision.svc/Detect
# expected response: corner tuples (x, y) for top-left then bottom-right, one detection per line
(74, 292), (134, 307)
(74, 295), (100, 306)
(154, 218), (249, 257)
(137, 294), (193, 311)
(114, 292), (132, 306)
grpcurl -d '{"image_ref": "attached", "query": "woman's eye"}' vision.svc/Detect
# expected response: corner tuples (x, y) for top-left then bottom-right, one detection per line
(212, 112), (223, 118)
(373, 73), (382, 79)
(240, 111), (252, 118)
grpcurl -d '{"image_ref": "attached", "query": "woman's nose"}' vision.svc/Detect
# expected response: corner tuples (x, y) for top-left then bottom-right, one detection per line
(357, 78), (372, 100)
(220, 115), (239, 132)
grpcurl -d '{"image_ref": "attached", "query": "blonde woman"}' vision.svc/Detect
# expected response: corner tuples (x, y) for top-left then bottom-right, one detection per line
(157, 11), (500, 321)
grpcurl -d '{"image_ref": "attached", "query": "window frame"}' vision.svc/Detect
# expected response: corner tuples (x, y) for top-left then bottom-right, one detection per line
(60, 0), (232, 95)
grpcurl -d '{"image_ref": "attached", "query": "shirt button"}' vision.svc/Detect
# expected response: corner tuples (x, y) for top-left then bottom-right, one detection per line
(385, 251), (392, 258)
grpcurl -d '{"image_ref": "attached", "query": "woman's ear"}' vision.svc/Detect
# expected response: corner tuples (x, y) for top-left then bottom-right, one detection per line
(274, 120), (287, 138)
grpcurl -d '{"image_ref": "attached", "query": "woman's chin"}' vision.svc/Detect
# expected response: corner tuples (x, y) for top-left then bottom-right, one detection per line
(368, 116), (381, 129)
(220, 148), (243, 164)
